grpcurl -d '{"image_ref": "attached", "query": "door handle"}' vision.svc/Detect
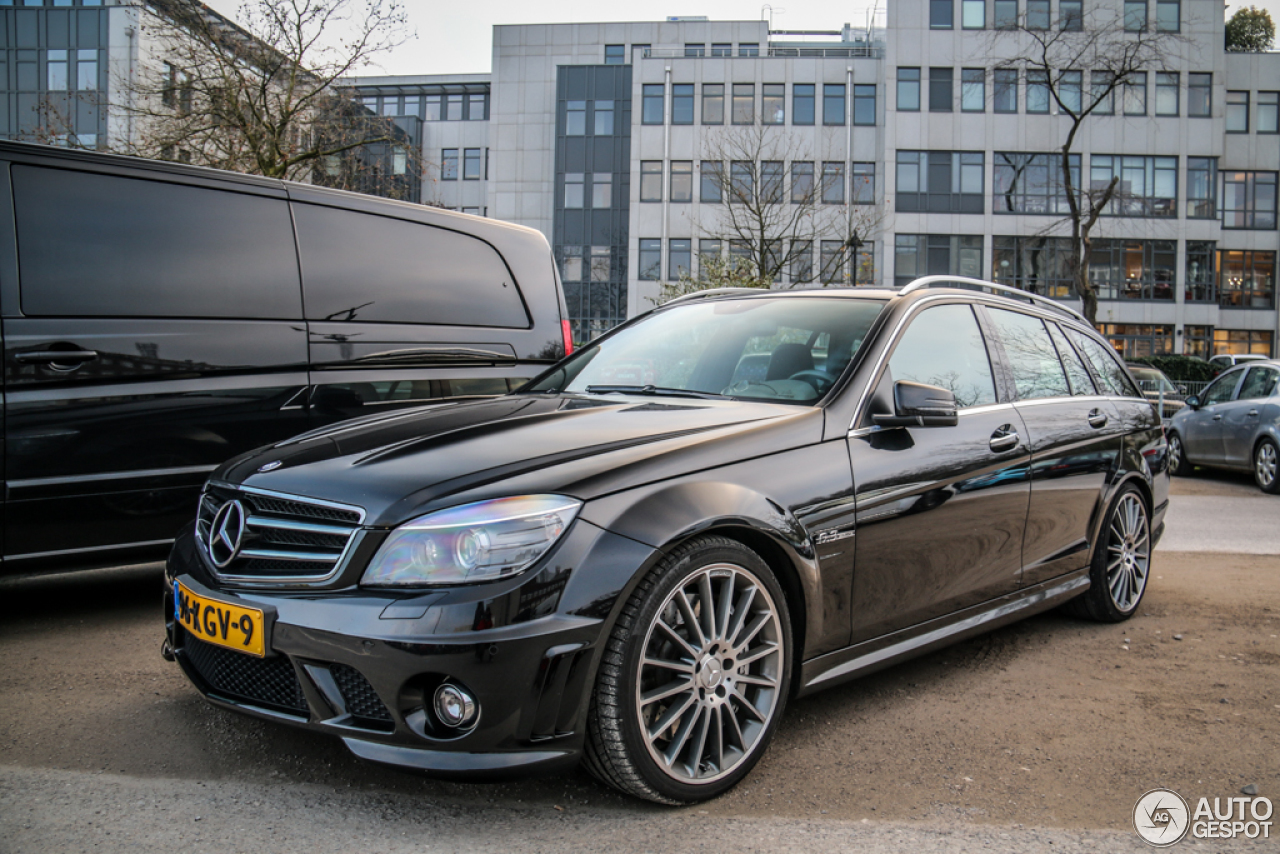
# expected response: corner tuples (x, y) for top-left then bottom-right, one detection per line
(1212, 414), (1222, 421)
(989, 426), (1019, 452)
(14, 349), (99, 365)
(1087, 409), (1108, 429)
(1247, 410), (1259, 417)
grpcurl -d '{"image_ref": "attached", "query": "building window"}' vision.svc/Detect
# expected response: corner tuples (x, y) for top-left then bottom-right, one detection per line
(1101, 325), (1174, 359)
(1156, 0), (1179, 31)
(447, 94), (463, 120)
(1090, 240), (1176, 301)
(712, 43), (733, 57)
(897, 151), (985, 213)
(763, 84), (785, 125)
(1123, 71), (1147, 115)
(824, 84), (846, 124)
(640, 162), (662, 202)
(1059, 69), (1083, 113)
(441, 149), (458, 180)
(1214, 329), (1274, 357)
(993, 68), (1018, 113)
(670, 161), (693, 202)
(898, 68), (921, 111)
(672, 84), (694, 125)
(669, 240), (692, 280)
(560, 246), (584, 282)
(1218, 250), (1276, 309)
(1259, 92), (1280, 133)
(1090, 155), (1177, 217)
(1183, 325), (1213, 359)
(642, 84), (664, 124)
(1187, 158), (1217, 218)
(565, 100), (586, 135)
(822, 162), (845, 204)
(993, 152), (1081, 214)
(1027, 70), (1051, 113)
(463, 148), (482, 180)
(604, 44), (625, 64)
(732, 84), (755, 124)
(1124, 0), (1147, 30)
(425, 94), (442, 121)
(638, 239), (662, 280)
(564, 172), (584, 208)
(1092, 70), (1116, 114)
(993, 0), (1018, 28)
(793, 84), (816, 125)
(739, 43), (761, 57)
(931, 0), (954, 28)
(684, 43), (705, 58)
(467, 93), (486, 120)
(730, 161), (754, 203)
(791, 162), (814, 202)
(1154, 72), (1178, 116)
(594, 100), (614, 135)
(402, 96), (421, 117)
(853, 84), (876, 125)
(894, 235), (984, 288)
(1060, 0), (1083, 29)
(962, 0), (985, 27)
(821, 240), (847, 283)
(1027, 0), (1051, 28)
(929, 68), (953, 112)
(791, 240), (814, 283)
(1226, 91), (1249, 133)
(855, 244), (876, 284)
(962, 68), (986, 111)
(762, 161), (785, 203)
(47, 49), (68, 90)
(699, 239), (722, 273)
(701, 161), (723, 203)
(592, 173), (612, 208)
(852, 163), (875, 204)
(1185, 241), (1216, 302)
(633, 44), (651, 61)
(702, 84), (725, 124)
(993, 236), (1076, 298)
(1222, 171), (1278, 229)
(1188, 73), (1211, 117)
(75, 49), (97, 91)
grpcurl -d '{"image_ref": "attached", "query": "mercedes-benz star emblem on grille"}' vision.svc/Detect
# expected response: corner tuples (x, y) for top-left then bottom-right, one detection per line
(257, 460), (283, 473)
(208, 500), (248, 568)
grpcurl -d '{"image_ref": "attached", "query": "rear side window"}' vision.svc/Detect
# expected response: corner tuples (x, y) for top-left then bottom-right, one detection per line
(987, 308), (1070, 400)
(1239, 366), (1279, 400)
(888, 304), (997, 408)
(294, 204), (529, 328)
(1067, 329), (1140, 397)
(1045, 322), (1096, 395)
(13, 165), (302, 318)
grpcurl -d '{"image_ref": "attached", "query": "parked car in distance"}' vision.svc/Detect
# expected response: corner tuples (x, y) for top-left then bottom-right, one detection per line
(1126, 362), (1186, 420)
(1167, 359), (1280, 493)
(1208, 353), (1268, 377)
(1, 140), (570, 577)
(165, 276), (1168, 804)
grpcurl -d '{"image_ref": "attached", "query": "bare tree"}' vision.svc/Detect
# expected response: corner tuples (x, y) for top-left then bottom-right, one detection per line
(115, 0), (417, 195)
(985, 12), (1185, 322)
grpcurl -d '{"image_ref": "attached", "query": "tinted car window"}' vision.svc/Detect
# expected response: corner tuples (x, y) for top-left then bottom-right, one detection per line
(888, 304), (996, 408)
(1046, 322), (1096, 395)
(13, 165), (301, 318)
(294, 204), (529, 328)
(1201, 372), (1240, 404)
(988, 308), (1070, 400)
(1067, 330), (1140, 397)
(1238, 367), (1278, 400)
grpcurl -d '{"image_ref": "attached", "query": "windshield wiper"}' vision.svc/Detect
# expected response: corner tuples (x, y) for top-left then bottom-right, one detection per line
(584, 384), (726, 400)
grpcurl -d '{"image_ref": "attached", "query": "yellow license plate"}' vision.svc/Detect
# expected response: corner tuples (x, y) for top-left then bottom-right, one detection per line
(174, 581), (266, 658)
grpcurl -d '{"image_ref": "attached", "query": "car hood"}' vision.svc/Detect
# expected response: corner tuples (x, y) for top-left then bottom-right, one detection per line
(214, 394), (824, 526)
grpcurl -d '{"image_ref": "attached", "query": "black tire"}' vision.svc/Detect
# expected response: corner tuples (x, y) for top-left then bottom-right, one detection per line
(584, 536), (792, 804)
(1167, 431), (1194, 477)
(1255, 438), (1280, 494)
(1062, 485), (1152, 623)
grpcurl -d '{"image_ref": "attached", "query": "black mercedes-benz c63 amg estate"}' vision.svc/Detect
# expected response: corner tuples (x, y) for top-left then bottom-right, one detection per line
(165, 278), (1168, 804)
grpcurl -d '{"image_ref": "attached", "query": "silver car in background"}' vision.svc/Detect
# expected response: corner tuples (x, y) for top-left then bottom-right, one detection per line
(1167, 360), (1280, 494)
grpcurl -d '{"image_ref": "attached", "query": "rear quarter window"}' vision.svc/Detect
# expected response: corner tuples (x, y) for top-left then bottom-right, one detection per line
(294, 203), (530, 329)
(1067, 329), (1141, 398)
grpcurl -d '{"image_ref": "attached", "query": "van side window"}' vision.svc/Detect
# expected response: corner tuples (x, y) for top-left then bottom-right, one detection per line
(987, 308), (1071, 400)
(13, 165), (301, 319)
(1067, 329), (1141, 397)
(888, 303), (997, 408)
(293, 204), (530, 328)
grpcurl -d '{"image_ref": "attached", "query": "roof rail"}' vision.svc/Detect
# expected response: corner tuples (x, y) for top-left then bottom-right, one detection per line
(663, 287), (769, 305)
(898, 275), (1090, 325)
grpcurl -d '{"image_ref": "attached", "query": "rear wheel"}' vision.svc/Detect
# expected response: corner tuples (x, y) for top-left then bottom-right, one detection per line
(1063, 485), (1151, 623)
(1255, 438), (1280, 494)
(584, 536), (791, 804)
(1167, 432), (1194, 477)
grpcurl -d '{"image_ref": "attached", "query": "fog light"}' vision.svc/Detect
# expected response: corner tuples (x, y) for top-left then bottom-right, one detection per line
(433, 683), (477, 728)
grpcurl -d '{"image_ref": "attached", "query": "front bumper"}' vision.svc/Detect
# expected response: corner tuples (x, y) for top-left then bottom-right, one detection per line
(164, 518), (658, 779)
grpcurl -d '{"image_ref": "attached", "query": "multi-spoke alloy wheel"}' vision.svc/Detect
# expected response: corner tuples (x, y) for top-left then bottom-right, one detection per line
(585, 536), (791, 804)
(1105, 492), (1150, 613)
(1167, 432), (1193, 477)
(1256, 439), (1280, 494)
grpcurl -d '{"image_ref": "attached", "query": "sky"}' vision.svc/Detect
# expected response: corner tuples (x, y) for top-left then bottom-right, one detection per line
(204, 0), (1279, 78)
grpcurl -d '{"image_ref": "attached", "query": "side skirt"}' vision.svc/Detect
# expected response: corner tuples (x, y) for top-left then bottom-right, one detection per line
(796, 570), (1089, 698)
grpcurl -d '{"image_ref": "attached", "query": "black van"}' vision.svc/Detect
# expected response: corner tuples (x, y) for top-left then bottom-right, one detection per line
(0, 140), (571, 576)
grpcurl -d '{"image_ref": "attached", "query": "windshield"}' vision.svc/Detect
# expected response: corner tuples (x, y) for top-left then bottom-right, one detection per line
(526, 297), (885, 404)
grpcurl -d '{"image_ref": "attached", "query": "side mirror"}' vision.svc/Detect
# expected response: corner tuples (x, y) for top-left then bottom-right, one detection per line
(1185, 395), (1200, 410)
(873, 381), (959, 428)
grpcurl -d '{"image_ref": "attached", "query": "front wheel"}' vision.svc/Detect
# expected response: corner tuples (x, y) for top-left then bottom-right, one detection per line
(1255, 438), (1280, 494)
(1063, 485), (1152, 623)
(584, 536), (792, 804)
(1167, 431), (1194, 477)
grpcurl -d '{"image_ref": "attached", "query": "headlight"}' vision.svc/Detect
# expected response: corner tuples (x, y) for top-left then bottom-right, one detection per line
(360, 495), (582, 587)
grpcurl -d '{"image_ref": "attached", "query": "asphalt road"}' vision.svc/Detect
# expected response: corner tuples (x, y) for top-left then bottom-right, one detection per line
(1, 469), (1275, 853)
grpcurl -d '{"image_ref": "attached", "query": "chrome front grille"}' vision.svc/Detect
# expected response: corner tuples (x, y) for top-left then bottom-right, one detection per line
(196, 484), (365, 585)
